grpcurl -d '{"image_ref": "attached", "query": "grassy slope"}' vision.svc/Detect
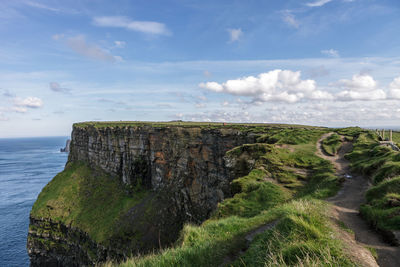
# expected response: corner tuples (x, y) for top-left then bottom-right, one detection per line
(108, 127), (360, 266)
(30, 163), (148, 243)
(346, 131), (400, 231)
(109, 200), (353, 267)
(322, 133), (342, 156)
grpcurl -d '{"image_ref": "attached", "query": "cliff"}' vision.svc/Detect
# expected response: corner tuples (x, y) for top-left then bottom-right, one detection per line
(28, 122), (267, 266)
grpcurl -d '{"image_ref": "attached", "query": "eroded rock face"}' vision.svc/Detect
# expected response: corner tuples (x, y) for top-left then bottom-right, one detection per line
(28, 217), (108, 267)
(69, 125), (257, 219)
(28, 124), (259, 266)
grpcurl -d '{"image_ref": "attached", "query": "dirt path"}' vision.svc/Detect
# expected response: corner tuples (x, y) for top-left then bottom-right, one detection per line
(317, 133), (400, 267)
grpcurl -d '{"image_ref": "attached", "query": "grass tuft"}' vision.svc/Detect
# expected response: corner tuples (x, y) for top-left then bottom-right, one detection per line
(322, 133), (342, 156)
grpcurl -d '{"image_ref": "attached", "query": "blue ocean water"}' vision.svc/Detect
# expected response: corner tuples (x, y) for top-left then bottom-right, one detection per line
(0, 137), (69, 267)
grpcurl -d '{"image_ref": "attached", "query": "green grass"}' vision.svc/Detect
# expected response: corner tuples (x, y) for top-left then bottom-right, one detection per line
(104, 208), (280, 267)
(361, 177), (400, 230)
(365, 246), (378, 260)
(345, 131), (400, 231)
(213, 169), (292, 218)
(30, 162), (148, 243)
(109, 200), (356, 267)
(335, 127), (365, 137)
(322, 133), (342, 156)
(74, 121), (323, 132)
(256, 128), (327, 145)
(234, 200), (355, 267)
(338, 220), (354, 234)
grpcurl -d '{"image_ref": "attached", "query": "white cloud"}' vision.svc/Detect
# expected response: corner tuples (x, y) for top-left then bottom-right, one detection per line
(227, 28), (243, 42)
(14, 96), (43, 108)
(24, 1), (60, 12)
(321, 49), (339, 57)
(176, 100), (400, 128)
(49, 82), (70, 93)
(337, 74), (386, 100)
(201, 81), (223, 92)
(92, 16), (170, 35)
(339, 74), (377, 91)
(7, 95), (42, 113)
(22, 1), (77, 14)
(306, 0), (333, 7)
(282, 11), (300, 28)
(389, 76), (400, 99)
(308, 90), (335, 100)
(66, 35), (122, 62)
(114, 41), (126, 48)
(199, 69), (333, 103)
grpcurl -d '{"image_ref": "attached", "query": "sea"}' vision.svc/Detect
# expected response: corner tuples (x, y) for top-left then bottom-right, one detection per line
(0, 137), (69, 267)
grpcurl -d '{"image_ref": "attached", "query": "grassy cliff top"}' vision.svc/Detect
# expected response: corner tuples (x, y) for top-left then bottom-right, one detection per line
(30, 163), (148, 243)
(73, 121), (325, 130)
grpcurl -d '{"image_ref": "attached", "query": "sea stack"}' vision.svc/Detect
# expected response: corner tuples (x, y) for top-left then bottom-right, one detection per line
(60, 139), (71, 153)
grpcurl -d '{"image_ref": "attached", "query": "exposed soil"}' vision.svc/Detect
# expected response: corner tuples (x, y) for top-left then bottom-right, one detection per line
(317, 133), (400, 267)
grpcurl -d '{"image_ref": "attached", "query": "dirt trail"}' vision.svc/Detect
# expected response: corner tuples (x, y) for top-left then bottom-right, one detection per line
(317, 133), (400, 267)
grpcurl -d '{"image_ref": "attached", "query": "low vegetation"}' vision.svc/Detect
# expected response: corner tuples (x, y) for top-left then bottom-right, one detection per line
(235, 200), (354, 267)
(108, 200), (355, 267)
(74, 121), (323, 134)
(30, 163), (148, 243)
(322, 133), (342, 156)
(346, 131), (400, 231)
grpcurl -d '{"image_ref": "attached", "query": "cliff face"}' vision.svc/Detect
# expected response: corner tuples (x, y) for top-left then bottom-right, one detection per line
(68, 125), (257, 220)
(28, 123), (259, 266)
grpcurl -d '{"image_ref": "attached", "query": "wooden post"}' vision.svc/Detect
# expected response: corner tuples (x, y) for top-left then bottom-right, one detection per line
(382, 129), (385, 140)
(390, 130), (393, 142)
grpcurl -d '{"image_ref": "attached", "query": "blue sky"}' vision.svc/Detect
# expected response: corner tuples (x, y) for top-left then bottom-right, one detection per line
(1, 0), (400, 137)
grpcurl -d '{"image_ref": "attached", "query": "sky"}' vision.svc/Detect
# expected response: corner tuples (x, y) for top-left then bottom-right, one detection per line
(1, 0), (400, 137)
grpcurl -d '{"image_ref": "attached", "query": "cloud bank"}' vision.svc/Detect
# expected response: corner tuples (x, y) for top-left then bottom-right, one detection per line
(200, 70), (400, 103)
(199, 69), (333, 103)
